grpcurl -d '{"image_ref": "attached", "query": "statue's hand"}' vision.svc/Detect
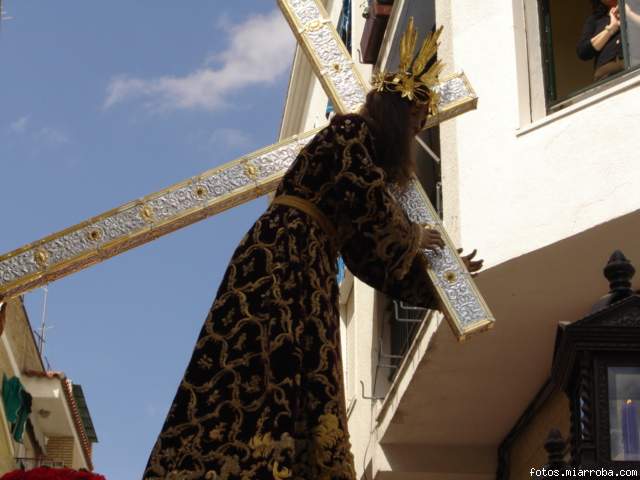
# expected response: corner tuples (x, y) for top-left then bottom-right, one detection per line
(457, 248), (483, 277)
(420, 225), (444, 251)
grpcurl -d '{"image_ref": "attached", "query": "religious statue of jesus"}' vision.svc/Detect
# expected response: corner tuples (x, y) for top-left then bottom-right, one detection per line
(143, 20), (482, 480)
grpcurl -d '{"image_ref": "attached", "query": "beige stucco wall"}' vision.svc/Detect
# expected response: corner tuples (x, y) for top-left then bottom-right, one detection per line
(509, 390), (571, 479)
(2, 299), (44, 375)
(0, 332), (17, 384)
(0, 402), (16, 474)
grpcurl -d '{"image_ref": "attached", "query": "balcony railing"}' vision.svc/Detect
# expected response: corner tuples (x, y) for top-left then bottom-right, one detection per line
(382, 300), (430, 381)
(14, 457), (65, 470)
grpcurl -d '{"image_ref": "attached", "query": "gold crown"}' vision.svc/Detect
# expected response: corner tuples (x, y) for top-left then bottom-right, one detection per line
(371, 18), (444, 115)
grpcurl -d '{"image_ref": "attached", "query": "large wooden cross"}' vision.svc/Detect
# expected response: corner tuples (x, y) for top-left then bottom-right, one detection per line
(0, 0), (494, 340)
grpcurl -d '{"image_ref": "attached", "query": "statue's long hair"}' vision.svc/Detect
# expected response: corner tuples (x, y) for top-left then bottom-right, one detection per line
(358, 89), (416, 188)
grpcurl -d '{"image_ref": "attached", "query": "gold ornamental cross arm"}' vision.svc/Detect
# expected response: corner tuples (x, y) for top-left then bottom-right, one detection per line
(0, 0), (490, 339)
(280, 0), (494, 339)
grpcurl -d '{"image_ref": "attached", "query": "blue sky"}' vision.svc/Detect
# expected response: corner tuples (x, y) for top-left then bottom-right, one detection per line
(0, 1), (295, 477)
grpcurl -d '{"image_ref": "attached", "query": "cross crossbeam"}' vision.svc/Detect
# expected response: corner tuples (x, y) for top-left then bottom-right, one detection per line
(0, 0), (494, 339)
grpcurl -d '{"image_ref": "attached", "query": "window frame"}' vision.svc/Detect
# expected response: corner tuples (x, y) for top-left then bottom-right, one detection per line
(594, 352), (640, 469)
(607, 365), (640, 463)
(538, 0), (640, 113)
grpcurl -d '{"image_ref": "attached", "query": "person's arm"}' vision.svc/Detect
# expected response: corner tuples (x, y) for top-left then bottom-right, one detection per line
(577, 13), (618, 60)
(329, 116), (440, 308)
(593, 7), (621, 50)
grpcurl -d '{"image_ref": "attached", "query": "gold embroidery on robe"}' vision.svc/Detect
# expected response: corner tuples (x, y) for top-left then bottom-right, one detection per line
(144, 114), (437, 479)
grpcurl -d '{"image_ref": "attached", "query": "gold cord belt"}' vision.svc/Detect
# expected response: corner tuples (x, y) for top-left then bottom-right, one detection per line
(271, 195), (338, 240)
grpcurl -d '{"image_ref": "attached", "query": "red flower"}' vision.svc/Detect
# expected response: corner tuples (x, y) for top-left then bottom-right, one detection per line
(0, 467), (106, 480)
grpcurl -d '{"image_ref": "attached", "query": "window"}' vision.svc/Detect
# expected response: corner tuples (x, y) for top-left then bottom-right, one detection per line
(377, 1), (435, 74)
(371, 1), (441, 211)
(608, 366), (640, 462)
(337, 0), (352, 52)
(539, 0), (640, 111)
(326, 0), (352, 117)
(389, 301), (424, 357)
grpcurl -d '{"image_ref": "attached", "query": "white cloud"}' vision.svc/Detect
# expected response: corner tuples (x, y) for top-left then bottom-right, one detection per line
(6, 116), (70, 149)
(210, 128), (251, 149)
(104, 9), (295, 112)
(9, 115), (30, 133)
(37, 127), (69, 146)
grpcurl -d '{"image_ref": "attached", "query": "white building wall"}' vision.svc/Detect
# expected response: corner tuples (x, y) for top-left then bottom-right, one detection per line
(279, 0), (640, 477)
(436, 0), (640, 268)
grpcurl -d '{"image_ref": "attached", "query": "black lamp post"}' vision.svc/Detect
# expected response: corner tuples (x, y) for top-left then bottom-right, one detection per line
(552, 251), (640, 469)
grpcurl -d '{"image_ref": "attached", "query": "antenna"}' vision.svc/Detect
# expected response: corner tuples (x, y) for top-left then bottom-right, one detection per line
(34, 286), (53, 358)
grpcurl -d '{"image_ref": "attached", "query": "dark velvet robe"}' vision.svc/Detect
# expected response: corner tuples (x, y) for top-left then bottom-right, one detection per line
(143, 114), (436, 480)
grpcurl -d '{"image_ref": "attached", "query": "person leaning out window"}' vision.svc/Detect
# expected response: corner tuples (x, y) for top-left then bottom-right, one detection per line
(577, 0), (624, 81)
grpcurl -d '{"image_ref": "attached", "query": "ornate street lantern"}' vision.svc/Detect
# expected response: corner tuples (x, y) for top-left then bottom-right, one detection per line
(552, 251), (640, 468)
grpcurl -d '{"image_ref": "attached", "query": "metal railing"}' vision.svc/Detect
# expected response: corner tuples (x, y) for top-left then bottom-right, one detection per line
(361, 298), (432, 400)
(378, 300), (430, 382)
(14, 457), (65, 469)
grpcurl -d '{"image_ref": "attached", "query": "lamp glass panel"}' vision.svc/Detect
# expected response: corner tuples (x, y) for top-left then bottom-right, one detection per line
(609, 366), (640, 461)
